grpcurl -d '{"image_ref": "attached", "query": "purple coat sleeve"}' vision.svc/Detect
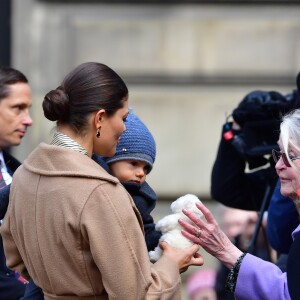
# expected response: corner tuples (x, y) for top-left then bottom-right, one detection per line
(235, 254), (291, 300)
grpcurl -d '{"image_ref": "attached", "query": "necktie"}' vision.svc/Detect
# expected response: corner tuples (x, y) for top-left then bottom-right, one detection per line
(0, 160), (6, 189)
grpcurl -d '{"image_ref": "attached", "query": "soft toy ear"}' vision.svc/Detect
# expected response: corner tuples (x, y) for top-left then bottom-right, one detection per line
(170, 198), (181, 213)
(170, 194), (189, 212)
(170, 201), (179, 213)
(171, 194), (202, 213)
(184, 194), (201, 209)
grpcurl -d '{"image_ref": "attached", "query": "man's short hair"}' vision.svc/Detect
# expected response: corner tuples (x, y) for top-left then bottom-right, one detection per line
(0, 66), (28, 100)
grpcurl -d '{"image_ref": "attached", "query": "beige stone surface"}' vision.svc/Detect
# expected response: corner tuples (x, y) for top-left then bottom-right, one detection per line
(11, 0), (300, 198)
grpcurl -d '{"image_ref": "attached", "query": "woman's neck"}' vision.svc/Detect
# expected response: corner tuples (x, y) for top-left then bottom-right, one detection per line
(57, 126), (92, 157)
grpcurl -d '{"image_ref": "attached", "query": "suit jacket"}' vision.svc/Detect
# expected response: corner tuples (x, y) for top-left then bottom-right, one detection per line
(0, 150), (25, 300)
(0, 151), (20, 219)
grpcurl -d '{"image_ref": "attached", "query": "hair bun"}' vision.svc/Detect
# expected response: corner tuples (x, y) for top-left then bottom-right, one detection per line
(42, 86), (69, 121)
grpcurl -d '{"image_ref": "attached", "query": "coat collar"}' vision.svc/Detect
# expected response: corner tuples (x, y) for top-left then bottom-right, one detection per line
(2, 151), (21, 174)
(23, 143), (119, 184)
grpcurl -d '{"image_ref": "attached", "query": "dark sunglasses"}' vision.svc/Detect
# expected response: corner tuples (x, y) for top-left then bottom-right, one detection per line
(272, 149), (300, 167)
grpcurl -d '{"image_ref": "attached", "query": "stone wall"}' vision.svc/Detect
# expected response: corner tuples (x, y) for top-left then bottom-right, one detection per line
(12, 0), (300, 198)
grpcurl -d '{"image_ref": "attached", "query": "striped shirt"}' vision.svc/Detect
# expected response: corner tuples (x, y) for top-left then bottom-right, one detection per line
(51, 131), (88, 157)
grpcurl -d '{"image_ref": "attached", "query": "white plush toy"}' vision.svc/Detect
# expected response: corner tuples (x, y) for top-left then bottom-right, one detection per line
(148, 194), (203, 262)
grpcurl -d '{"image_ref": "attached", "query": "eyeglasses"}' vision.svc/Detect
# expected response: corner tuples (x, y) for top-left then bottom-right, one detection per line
(272, 149), (300, 167)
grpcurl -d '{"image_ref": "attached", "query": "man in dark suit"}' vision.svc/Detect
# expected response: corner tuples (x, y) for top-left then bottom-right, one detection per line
(0, 66), (33, 299)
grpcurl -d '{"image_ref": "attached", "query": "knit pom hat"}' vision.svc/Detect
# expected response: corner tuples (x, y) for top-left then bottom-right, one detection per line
(103, 111), (156, 172)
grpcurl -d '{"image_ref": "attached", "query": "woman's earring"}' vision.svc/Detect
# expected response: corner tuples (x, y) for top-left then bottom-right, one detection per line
(96, 127), (101, 138)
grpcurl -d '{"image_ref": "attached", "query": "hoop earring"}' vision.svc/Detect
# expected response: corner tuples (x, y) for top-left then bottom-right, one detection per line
(96, 127), (101, 138)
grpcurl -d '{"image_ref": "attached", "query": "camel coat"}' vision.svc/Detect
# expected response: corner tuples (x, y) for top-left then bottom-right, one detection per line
(1, 143), (181, 300)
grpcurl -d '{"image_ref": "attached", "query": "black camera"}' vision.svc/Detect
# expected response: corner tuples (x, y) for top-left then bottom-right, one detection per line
(225, 90), (300, 168)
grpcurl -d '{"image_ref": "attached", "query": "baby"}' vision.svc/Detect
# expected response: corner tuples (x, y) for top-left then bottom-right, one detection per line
(101, 110), (161, 251)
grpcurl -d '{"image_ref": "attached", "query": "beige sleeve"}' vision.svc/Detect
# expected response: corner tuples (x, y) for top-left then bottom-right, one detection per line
(1, 198), (30, 280)
(81, 182), (181, 300)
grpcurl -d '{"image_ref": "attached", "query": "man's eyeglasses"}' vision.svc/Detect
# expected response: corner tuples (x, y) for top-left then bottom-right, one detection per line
(272, 149), (300, 167)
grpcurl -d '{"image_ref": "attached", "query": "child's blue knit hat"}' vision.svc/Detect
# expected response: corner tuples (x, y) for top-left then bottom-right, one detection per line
(103, 110), (156, 172)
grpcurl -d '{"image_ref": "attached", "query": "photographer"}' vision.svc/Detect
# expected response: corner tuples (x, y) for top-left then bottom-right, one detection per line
(211, 88), (300, 260)
(212, 90), (295, 210)
(211, 117), (277, 211)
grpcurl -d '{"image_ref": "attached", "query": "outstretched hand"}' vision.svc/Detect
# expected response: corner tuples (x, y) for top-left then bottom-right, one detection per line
(160, 241), (204, 273)
(178, 202), (243, 269)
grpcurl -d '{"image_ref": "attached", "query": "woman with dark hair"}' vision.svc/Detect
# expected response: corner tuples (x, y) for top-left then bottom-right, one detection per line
(1, 62), (203, 300)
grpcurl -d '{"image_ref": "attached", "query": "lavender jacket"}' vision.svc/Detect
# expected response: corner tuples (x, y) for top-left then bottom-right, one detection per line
(235, 225), (300, 300)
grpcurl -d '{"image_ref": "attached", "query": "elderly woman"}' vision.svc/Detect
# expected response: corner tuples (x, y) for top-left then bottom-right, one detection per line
(179, 109), (300, 300)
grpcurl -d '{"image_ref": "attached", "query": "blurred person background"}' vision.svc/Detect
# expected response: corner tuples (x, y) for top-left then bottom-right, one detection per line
(186, 268), (217, 300)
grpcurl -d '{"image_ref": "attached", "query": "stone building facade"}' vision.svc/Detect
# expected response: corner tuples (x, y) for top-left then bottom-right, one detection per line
(11, 0), (300, 198)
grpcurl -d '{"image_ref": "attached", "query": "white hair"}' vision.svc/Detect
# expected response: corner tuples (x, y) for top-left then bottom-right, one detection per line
(280, 109), (300, 169)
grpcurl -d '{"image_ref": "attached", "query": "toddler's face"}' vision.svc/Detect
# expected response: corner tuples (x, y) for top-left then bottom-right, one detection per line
(109, 160), (150, 184)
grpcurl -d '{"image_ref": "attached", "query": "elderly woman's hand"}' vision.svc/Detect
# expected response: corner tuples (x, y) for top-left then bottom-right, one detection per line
(178, 202), (243, 269)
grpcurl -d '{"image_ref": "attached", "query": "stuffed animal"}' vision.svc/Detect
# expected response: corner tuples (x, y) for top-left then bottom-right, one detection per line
(148, 194), (203, 262)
